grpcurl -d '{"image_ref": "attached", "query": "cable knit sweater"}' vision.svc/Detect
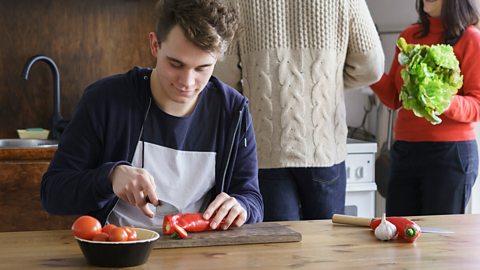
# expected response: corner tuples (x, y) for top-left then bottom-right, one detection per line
(214, 0), (384, 168)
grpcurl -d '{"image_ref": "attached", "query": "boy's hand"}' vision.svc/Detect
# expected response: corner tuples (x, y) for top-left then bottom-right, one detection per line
(110, 165), (159, 218)
(203, 192), (247, 230)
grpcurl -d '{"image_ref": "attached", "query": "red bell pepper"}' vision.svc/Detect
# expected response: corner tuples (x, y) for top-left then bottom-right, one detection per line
(371, 216), (422, 242)
(163, 213), (223, 235)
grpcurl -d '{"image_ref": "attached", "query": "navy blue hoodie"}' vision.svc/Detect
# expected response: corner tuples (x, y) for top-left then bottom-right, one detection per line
(41, 67), (263, 225)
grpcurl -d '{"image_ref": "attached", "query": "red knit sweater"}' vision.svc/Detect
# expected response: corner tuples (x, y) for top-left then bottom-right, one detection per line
(371, 17), (480, 142)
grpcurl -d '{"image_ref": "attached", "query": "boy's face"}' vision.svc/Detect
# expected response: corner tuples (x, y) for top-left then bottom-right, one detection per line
(149, 25), (218, 113)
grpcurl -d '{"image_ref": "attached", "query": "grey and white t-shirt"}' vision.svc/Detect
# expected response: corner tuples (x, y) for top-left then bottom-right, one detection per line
(107, 87), (221, 232)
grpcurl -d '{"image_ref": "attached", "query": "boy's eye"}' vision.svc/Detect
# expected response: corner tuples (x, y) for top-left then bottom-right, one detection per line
(170, 61), (182, 68)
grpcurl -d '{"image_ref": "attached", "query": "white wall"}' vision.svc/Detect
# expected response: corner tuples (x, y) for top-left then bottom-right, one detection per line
(366, 0), (417, 31)
(345, 0), (417, 134)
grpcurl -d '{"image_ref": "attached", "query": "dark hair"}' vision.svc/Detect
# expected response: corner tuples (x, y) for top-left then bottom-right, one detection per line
(415, 0), (479, 45)
(154, 0), (239, 56)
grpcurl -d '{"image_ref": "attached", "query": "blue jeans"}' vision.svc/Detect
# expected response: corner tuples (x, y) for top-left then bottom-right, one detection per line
(386, 140), (478, 216)
(258, 162), (346, 221)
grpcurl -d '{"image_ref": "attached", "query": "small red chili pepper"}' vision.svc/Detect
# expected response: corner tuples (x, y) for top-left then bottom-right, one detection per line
(371, 216), (422, 242)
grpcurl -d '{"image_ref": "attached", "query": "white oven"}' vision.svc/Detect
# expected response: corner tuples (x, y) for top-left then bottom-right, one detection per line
(345, 138), (377, 218)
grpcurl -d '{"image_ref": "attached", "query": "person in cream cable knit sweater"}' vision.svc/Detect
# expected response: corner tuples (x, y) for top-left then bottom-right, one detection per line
(214, 0), (384, 220)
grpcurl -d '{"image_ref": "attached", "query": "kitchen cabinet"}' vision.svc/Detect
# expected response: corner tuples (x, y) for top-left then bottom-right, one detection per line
(0, 147), (77, 232)
(345, 138), (377, 217)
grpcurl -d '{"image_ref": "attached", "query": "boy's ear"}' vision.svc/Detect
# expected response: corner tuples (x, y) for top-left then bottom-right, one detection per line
(148, 32), (160, 57)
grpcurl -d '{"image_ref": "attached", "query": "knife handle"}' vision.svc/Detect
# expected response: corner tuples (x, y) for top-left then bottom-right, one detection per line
(145, 195), (162, 206)
(332, 214), (372, 227)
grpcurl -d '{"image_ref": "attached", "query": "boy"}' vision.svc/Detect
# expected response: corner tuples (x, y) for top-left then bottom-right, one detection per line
(41, 0), (263, 231)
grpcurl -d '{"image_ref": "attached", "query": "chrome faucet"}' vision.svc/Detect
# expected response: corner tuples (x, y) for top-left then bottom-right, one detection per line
(21, 55), (67, 140)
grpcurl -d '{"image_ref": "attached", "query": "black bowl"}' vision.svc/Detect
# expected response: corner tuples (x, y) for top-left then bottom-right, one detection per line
(75, 228), (159, 267)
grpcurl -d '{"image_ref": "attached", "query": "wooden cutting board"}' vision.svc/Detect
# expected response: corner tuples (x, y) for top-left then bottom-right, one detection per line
(154, 222), (302, 249)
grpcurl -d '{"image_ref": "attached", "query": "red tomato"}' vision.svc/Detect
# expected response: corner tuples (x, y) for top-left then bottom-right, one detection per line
(102, 224), (117, 235)
(71, 216), (102, 240)
(92, 232), (109, 242)
(108, 227), (129, 242)
(122, 226), (138, 241)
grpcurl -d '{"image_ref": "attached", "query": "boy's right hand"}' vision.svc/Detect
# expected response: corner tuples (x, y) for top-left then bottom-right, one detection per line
(110, 165), (159, 218)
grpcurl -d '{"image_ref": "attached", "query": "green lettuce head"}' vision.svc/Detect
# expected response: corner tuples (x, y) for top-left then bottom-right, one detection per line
(397, 37), (463, 125)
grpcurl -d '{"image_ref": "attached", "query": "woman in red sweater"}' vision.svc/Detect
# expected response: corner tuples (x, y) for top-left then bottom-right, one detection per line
(371, 0), (480, 216)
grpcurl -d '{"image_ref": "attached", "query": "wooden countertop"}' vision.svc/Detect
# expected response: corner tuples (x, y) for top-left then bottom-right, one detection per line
(1, 214), (479, 269)
(0, 146), (56, 161)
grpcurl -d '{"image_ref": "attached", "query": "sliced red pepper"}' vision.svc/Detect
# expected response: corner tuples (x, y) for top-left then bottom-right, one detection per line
(173, 223), (189, 239)
(162, 214), (180, 235)
(371, 216), (422, 242)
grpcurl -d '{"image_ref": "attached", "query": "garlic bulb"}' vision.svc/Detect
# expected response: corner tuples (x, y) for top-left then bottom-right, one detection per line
(374, 213), (397, 241)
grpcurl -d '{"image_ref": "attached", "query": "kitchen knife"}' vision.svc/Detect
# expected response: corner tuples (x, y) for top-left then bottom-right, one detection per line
(332, 214), (454, 234)
(145, 195), (181, 217)
(145, 195), (162, 207)
(419, 226), (453, 234)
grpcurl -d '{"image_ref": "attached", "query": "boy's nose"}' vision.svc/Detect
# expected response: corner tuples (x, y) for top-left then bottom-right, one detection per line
(178, 70), (195, 89)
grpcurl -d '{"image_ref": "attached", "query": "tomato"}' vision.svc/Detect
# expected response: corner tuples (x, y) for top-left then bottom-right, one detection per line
(108, 227), (129, 242)
(123, 226), (138, 241)
(92, 232), (109, 242)
(71, 216), (102, 240)
(101, 224), (117, 235)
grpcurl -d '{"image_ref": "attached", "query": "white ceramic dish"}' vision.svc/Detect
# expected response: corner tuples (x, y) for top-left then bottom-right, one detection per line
(17, 129), (50, 139)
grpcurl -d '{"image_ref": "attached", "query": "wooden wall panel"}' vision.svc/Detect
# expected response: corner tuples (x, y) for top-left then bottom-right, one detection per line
(0, 0), (156, 138)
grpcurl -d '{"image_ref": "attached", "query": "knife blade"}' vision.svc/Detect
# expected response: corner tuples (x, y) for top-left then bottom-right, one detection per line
(420, 226), (453, 234)
(145, 195), (181, 217)
(332, 214), (453, 234)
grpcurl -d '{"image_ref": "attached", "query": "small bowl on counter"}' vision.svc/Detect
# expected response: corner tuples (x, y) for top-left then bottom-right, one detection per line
(75, 228), (159, 267)
(17, 128), (50, 139)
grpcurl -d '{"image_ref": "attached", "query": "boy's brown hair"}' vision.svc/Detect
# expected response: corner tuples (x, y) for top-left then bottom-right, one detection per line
(155, 0), (239, 56)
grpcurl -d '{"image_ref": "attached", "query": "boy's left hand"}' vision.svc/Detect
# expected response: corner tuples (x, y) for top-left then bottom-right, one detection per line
(203, 192), (247, 230)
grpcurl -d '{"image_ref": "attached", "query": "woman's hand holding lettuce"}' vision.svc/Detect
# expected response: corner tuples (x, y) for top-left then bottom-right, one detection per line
(397, 37), (463, 125)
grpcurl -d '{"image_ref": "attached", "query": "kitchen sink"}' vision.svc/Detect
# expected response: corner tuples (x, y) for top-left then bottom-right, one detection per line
(0, 139), (58, 149)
